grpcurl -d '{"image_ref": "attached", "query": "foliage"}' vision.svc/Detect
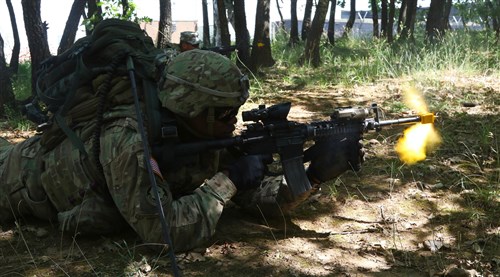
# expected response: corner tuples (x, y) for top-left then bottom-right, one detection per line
(83, 0), (151, 33)
(266, 26), (499, 88)
(455, 0), (500, 28)
(12, 62), (32, 102)
(2, 104), (34, 131)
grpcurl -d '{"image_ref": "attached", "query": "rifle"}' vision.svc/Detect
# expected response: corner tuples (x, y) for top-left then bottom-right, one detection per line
(201, 45), (238, 54)
(164, 102), (435, 198)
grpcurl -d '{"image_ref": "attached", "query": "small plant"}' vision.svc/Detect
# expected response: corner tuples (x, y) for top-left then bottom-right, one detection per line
(2, 105), (34, 131)
(12, 62), (32, 101)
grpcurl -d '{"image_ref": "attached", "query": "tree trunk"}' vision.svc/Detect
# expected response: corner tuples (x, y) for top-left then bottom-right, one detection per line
(157, 0), (172, 48)
(217, 0), (231, 56)
(342, 0), (356, 38)
(249, 0), (275, 72)
(444, 0), (453, 30)
(225, 0), (236, 31)
(5, 0), (20, 74)
(121, 0), (130, 17)
(21, 0), (51, 98)
(289, 0), (299, 46)
(397, 0), (407, 34)
(275, 0), (286, 33)
(213, 0), (221, 46)
(0, 36), (16, 117)
(233, 0), (251, 66)
(399, 0), (417, 41)
(371, 0), (380, 38)
(202, 0), (211, 47)
(327, 0), (337, 45)
(380, 0), (388, 38)
(425, 0), (446, 44)
(301, 0), (313, 41)
(0, 0), (19, 116)
(388, 0), (395, 42)
(58, 0), (86, 54)
(485, 0), (499, 42)
(85, 0), (102, 35)
(301, 0), (329, 67)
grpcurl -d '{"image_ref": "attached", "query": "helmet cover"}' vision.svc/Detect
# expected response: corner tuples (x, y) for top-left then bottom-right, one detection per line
(158, 49), (249, 118)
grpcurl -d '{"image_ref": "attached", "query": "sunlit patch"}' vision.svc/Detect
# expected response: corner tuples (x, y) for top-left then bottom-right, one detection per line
(395, 86), (442, 164)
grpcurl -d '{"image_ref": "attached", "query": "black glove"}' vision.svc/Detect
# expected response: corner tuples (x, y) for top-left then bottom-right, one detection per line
(305, 133), (365, 184)
(226, 154), (272, 191)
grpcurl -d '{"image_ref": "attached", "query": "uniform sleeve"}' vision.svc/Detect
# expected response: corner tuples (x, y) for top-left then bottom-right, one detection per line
(100, 118), (236, 252)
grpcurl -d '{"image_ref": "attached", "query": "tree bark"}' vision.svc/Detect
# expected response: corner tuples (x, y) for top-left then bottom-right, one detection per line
(5, 0), (19, 74)
(275, 0), (286, 33)
(21, 0), (51, 98)
(233, 0), (251, 66)
(485, 0), (499, 42)
(58, 0), (86, 54)
(425, 0), (446, 44)
(371, 0), (379, 38)
(444, 0), (453, 30)
(85, 0), (102, 35)
(387, 0), (395, 42)
(399, 0), (417, 41)
(0, 34), (16, 117)
(250, 0), (275, 72)
(157, 0), (172, 48)
(327, 0), (337, 45)
(380, 0), (388, 38)
(202, 0), (211, 47)
(217, 0), (231, 55)
(121, 0), (130, 17)
(342, 0), (356, 38)
(0, 0), (19, 115)
(213, 0), (221, 46)
(302, 0), (329, 67)
(289, 0), (299, 45)
(397, 0), (407, 34)
(225, 0), (236, 31)
(301, 0), (313, 41)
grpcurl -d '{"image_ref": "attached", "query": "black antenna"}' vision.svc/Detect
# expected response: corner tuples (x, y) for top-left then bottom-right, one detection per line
(127, 56), (181, 277)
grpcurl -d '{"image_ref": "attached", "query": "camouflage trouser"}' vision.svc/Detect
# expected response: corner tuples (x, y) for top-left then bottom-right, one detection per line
(0, 136), (57, 223)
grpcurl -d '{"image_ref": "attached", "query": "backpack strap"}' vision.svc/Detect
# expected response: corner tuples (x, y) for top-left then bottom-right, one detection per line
(52, 54), (105, 158)
(142, 78), (162, 144)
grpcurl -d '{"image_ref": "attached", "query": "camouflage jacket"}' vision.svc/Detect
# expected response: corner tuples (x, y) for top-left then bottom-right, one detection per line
(0, 104), (236, 252)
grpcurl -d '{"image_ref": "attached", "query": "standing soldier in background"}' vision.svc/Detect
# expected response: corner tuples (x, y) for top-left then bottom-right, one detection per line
(160, 31), (201, 65)
(178, 31), (201, 52)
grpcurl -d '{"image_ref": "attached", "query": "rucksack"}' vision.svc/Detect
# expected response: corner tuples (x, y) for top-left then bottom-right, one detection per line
(35, 19), (163, 157)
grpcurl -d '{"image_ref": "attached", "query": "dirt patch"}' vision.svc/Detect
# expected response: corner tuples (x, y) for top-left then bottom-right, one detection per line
(1, 74), (499, 276)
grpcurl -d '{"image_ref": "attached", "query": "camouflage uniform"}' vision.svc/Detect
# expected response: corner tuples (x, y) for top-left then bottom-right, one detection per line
(157, 31), (201, 67)
(179, 31), (201, 46)
(0, 50), (312, 252)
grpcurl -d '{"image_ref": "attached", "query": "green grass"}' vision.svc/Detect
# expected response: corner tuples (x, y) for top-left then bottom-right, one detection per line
(2, 62), (34, 130)
(267, 28), (499, 90)
(12, 62), (32, 101)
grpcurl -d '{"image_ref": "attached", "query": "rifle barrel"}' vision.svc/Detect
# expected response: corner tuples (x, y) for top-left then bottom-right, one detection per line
(376, 113), (435, 128)
(377, 116), (421, 127)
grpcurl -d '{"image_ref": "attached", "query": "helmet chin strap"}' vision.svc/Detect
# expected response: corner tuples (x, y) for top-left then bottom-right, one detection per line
(206, 107), (215, 137)
(173, 108), (216, 139)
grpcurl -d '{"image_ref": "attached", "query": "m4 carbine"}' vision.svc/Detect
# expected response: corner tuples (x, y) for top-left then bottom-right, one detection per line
(167, 102), (435, 198)
(201, 45), (238, 54)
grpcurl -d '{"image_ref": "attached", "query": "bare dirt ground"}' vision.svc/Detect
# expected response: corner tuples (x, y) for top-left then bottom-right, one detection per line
(0, 72), (499, 277)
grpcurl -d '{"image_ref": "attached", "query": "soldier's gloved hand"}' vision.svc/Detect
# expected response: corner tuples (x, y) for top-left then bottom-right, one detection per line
(305, 134), (365, 184)
(226, 154), (273, 191)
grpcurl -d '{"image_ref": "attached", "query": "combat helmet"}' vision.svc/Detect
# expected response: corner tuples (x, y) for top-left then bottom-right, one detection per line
(158, 49), (249, 118)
